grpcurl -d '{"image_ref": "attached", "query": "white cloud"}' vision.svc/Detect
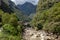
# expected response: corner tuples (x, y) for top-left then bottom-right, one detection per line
(27, 0), (39, 5)
(11, 0), (39, 5)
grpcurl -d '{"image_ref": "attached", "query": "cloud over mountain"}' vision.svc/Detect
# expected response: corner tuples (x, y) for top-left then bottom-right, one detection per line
(11, 0), (39, 5)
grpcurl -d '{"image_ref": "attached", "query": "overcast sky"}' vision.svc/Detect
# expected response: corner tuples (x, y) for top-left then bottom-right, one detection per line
(11, 0), (39, 5)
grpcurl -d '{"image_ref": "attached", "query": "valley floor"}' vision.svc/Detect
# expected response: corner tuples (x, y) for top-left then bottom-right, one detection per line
(23, 27), (60, 40)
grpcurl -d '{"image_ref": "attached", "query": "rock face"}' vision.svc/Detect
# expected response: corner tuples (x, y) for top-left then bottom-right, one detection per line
(23, 27), (60, 40)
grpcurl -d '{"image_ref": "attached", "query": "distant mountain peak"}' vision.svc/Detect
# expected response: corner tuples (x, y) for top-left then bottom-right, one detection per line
(16, 2), (37, 15)
(9, 0), (37, 15)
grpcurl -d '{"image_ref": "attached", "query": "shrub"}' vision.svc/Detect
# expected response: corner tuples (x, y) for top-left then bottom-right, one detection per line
(2, 13), (18, 26)
(2, 24), (17, 35)
(0, 33), (22, 40)
(9, 14), (18, 26)
(2, 13), (10, 24)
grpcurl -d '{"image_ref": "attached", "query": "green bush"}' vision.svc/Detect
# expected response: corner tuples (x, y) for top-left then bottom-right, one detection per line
(2, 23), (23, 35)
(17, 25), (23, 33)
(9, 14), (18, 26)
(2, 13), (18, 26)
(2, 24), (17, 35)
(2, 23), (23, 40)
(2, 13), (10, 24)
(43, 22), (60, 33)
(0, 32), (22, 40)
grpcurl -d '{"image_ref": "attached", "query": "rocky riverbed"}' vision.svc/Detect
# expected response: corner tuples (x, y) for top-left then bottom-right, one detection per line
(23, 27), (60, 40)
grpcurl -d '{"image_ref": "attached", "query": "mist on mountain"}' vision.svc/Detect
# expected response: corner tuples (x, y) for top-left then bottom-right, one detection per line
(11, 0), (39, 5)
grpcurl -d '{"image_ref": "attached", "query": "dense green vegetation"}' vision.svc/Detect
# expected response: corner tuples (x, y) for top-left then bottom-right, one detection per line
(31, 0), (60, 34)
(0, 3), (23, 40)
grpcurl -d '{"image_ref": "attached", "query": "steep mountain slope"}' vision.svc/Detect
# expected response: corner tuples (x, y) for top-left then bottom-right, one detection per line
(16, 2), (36, 15)
(37, 0), (60, 12)
(1, 0), (13, 13)
(31, 0), (60, 33)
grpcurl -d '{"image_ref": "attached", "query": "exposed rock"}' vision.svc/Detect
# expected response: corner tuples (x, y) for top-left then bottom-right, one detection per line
(23, 27), (60, 40)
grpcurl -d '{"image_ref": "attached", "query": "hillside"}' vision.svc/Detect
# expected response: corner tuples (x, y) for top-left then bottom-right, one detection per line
(31, 0), (60, 33)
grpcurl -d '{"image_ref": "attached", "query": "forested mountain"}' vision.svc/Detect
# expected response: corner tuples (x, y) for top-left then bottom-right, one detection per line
(37, 0), (60, 12)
